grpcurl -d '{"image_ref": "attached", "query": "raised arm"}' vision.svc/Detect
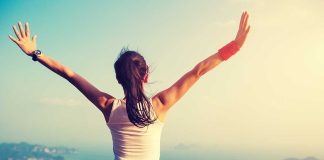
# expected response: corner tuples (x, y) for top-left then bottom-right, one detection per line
(9, 22), (114, 112)
(153, 12), (250, 116)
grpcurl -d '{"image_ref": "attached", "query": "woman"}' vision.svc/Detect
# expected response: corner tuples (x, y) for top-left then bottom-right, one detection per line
(9, 12), (250, 160)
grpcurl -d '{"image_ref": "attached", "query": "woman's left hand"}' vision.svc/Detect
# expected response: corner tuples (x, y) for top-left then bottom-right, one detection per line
(9, 22), (37, 56)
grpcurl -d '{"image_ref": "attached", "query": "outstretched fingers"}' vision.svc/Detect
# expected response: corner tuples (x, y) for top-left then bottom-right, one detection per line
(243, 12), (249, 31)
(246, 25), (250, 35)
(12, 25), (22, 40)
(238, 11), (250, 36)
(18, 22), (26, 38)
(8, 35), (20, 44)
(32, 35), (37, 43)
(234, 11), (251, 48)
(9, 21), (38, 55)
(10, 22), (32, 44)
(239, 12), (246, 30)
(25, 22), (30, 38)
(239, 12), (246, 33)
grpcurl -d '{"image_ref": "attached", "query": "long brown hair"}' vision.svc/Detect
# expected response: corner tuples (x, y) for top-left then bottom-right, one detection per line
(114, 48), (157, 127)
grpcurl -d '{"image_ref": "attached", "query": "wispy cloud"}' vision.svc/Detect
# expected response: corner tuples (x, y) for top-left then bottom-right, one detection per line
(174, 143), (199, 150)
(283, 156), (320, 160)
(39, 97), (81, 107)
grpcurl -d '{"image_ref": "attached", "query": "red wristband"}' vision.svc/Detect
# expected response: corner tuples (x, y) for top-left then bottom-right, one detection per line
(218, 41), (240, 61)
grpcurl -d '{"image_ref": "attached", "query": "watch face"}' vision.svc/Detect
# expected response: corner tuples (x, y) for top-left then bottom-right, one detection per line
(32, 50), (42, 61)
(34, 50), (41, 56)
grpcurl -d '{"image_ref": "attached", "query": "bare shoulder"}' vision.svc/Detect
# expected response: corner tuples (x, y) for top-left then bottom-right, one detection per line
(100, 94), (116, 123)
(98, 92), (115, 110)
(152, 95), (167, 122)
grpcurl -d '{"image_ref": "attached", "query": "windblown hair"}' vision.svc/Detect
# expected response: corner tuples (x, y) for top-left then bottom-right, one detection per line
(114, 48), (157, 128)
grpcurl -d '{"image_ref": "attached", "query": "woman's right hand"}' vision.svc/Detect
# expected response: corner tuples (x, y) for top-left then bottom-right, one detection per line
(234, 11), (250, 48)
(9, 22), (37, 56)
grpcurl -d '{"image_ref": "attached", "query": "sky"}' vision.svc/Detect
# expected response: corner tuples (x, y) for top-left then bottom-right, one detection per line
(1, 0), (324, 159)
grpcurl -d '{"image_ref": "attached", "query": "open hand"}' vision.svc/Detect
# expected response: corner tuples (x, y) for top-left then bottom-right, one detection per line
(9, 22), (37, 56)
(234, 11), (250, 48)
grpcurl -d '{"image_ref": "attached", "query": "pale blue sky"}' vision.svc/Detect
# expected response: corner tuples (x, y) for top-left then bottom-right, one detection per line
(1, 0), (324, 159)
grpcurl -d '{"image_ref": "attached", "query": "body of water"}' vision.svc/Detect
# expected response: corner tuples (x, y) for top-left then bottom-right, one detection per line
(63, 148), (297, 160)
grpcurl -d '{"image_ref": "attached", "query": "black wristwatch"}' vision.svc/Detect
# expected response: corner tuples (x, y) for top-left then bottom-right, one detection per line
(32, 50), (42, 61)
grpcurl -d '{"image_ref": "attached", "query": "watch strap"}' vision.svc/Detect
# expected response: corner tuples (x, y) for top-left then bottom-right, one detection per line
(32, 50), (42, 61)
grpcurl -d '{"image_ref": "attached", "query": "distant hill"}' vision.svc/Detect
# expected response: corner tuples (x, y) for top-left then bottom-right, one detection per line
(0, 142), (77, 160)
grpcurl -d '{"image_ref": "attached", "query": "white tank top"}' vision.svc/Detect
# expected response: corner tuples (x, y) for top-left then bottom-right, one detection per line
(107, 99), (164, 160)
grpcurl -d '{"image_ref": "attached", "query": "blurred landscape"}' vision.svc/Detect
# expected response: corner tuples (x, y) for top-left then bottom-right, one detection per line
(0, 142), (321, 160)
(0, 142), (76, 160)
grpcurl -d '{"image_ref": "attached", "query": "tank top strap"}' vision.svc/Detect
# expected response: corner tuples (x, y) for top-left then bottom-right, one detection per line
(112, 98), (130, 110)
